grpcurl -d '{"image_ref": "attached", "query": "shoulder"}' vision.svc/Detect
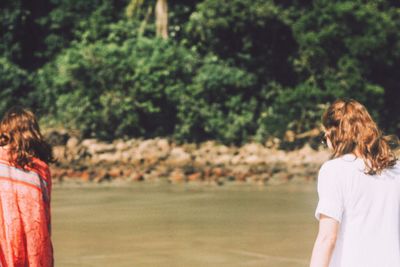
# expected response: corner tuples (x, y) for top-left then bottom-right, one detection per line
(28, 157), (51, 180)
(384, 160), (400, 177)
(318, 155), (361, 187)
(319, 157), (345, 175)
(320, 154), (362, 174)
(317, 158), (347, 197)
(318, 160), (339, 184)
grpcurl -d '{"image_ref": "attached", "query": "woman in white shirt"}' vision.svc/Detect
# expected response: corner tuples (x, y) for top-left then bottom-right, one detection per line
(310, 99), (400, 267)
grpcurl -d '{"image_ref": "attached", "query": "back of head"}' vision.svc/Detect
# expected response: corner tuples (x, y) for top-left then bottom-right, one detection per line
(0, 106), (54, 168)
(322, 99), (398, 175)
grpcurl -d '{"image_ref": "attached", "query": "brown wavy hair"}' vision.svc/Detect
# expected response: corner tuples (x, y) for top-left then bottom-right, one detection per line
(322, 99), (398, 174)
(0, 106), (54, 169)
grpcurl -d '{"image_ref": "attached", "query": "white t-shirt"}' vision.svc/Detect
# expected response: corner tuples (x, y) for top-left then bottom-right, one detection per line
(315, 154), (400, 267)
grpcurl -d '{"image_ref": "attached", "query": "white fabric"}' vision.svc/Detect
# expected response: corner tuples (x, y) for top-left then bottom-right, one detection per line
(315, 154), (400, 267)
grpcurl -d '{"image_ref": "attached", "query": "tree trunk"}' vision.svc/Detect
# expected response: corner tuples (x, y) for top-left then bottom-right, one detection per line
(155, 0), (168, 39)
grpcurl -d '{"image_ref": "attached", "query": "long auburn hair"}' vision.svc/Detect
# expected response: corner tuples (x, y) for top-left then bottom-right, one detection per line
(0, 106), (54, 169)
(322, 99), (398, 175)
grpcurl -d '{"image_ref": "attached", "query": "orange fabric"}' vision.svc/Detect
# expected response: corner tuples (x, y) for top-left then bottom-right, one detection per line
(0, 147), (53, 267)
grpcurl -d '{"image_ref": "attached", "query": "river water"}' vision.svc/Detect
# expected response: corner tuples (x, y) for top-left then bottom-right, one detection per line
(52, 182), (318, 267)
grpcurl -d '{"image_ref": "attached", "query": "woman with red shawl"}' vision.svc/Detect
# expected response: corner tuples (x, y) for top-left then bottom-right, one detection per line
(0, 107), (54, 267)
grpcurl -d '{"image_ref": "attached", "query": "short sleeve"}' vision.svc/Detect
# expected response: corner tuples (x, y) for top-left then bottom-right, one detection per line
(315, 162), (344, 222)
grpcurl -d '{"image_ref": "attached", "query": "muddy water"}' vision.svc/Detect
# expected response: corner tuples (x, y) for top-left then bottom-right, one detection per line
(52, 183), (318, 267)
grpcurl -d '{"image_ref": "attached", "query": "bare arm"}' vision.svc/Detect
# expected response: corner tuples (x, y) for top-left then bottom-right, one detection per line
(310, 214), (339, 267)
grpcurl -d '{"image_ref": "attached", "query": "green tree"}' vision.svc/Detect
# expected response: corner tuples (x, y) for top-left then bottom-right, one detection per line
(35, 38), (198, 139)
(175, 56), (258, 144)
(0, 57), (31, 114)
(0, 0), (52, 69)
(187, 0), (298, 86)
(292, 0), (399, 133)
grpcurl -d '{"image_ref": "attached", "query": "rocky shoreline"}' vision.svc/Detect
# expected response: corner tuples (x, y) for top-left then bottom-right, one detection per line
(48, 130), (333, 185)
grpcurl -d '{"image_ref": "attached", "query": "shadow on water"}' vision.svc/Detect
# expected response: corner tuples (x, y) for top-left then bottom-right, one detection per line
(52, 182), (318, 267)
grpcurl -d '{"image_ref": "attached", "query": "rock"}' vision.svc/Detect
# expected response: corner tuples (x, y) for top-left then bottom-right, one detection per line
(80, 171), (91, 182)
(212, 167), (224, 177)
(66, 137), (80, 150)
(240, 142), (265, 155)
(45, 129), (70, 146)
(181, 143), (197, 153)
(130, 172), (144, 181)
(52, 146), (66, 162)
(231, 155), (243, 165)
(244, 155), (263, 165)
(284, 130), (296, 142)
(86, 142), (116, 155)
(188, 172), (202, 182)
(80, 138), (97, 148)
(114, 140), (131, 152)
(121, 168), (133, 178)
(64, 137), (83, 161)
(192, 155), (208, 167)
(166, 147), (191, 166)
(254, 174), (270, 185)
(50, 167), (67, 182)
(235, 172), (247, 182)
(130, 150), (144, 165)
(213, 154), (232, 165)
(199, 141), (218, 152)
(47, 135), (331, 185)
(96, 152), (122, 163)
(59, 138), (83, 162)
(107, 167), (123, 178)
(267, 150), (286, 163)
(294, 144), (330, 164)
(65, 169), (83, 179)
(154, 165), (170, 178)
(298, 143), (314, 158)
(268, 172), (290, 185)
(94, 170), (112, 183)
(143, 170), (161, 181)
(156, 138), (171, 158)
(169, 169), (185, 183)
(203, 167), (212, 179)
(120, 151), (133, 163)
(246, 174), (262, 183)
(265, 137), (280, 149)
(137, 139), (157, 154)
(216, 145), (230, 154)
(130, 138), (171, 166)
(231, 165), (250, 175)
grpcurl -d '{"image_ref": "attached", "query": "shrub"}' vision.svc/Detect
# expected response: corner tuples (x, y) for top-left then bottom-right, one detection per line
(186, 0), (298, 86)
(0, 57), (32, 115)
(34, 38), (198, 139)
(175, 56), (258, 144)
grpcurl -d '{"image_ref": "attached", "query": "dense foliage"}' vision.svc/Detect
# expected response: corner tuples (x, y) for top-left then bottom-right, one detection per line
(1, 0), (399, 144)
(35, 39), (198, 139)
(0, 57), (31, 115)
